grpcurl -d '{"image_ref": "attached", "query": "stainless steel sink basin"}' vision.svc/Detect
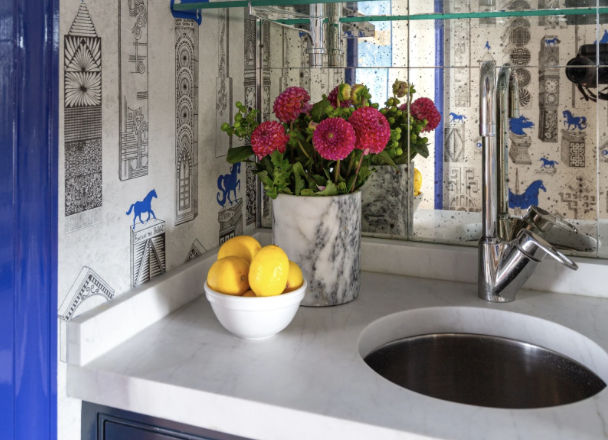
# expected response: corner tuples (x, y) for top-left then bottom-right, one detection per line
(364, 333), (606, 409)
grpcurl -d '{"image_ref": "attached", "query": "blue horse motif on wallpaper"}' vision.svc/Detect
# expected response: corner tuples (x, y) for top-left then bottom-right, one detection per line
(449, 112), (466, 123)
(545, 37), (560, 47)
(509, 180), (546, 210)
(540, 157), (559, 169)
(126, 189), (158, 230)
(563, 110), (587, 131)
(510, 115), (535, 136)
(217, 163), (241, 207)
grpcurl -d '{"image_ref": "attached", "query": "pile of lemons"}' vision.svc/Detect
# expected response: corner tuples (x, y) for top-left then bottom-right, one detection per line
(207, 236), (304, 297)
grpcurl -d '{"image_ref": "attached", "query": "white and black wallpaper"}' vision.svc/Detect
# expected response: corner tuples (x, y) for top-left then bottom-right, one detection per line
(58, 1), (253, 438)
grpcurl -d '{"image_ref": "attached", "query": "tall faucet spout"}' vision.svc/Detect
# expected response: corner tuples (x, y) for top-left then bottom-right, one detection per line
(480, 61), (497, 239)
(477, 63), (577, 303)
(496, 66), (519, 239)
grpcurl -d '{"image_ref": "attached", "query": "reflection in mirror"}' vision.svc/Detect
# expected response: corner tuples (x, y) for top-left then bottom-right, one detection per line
(264, 1), (605, 258)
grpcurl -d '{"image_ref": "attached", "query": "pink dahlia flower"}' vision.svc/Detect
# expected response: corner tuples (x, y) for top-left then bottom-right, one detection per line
(273, 87), (312, 123)
(313, 117), (356, 161)
(250, 121), (290, 159)
(348, 107), (391, 154)
(328, 85), (352, 108)
(401, 98), (442, 132)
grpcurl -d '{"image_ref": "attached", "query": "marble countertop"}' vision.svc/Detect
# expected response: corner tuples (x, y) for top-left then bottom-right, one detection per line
(68, 268), (608, 440)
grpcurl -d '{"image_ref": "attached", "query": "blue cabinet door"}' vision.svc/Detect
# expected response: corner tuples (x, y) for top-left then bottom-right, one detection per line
(83, 402), (252, 440)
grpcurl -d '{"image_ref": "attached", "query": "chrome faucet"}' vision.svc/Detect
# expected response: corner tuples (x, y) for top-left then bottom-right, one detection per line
(478, 61), (578, 303)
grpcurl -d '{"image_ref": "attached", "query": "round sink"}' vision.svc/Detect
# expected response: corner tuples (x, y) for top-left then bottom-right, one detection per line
(359, 307), (608, 409)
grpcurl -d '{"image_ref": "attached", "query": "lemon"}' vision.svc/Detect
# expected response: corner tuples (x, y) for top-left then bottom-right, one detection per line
(218, 235), (262, 264)
(207, 256), (250, 296)
(284, 261), (304, 293)
(249, 245), (289, 297)
(242, 290), (256, 297)
(413, 168), (423, 197)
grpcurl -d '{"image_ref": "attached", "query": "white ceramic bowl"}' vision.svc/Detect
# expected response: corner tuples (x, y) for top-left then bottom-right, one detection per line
(204, 280), (307, 340)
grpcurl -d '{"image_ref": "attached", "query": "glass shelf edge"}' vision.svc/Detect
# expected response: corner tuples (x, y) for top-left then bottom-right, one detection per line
(175, 1), (608, 21)
(274, 8), (608, 25)
(173, 0), (387, 11)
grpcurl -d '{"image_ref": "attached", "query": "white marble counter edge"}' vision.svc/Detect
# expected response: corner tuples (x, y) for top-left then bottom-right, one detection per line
(68, 230), (608, 366)
(67, 364), (437, 440)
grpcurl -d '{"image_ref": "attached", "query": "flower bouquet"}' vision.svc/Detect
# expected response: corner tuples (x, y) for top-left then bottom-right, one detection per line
(221, 83), (392, 199)
(221, 83), (394, 306)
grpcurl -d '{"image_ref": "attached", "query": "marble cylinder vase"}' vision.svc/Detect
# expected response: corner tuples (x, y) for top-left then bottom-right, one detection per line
(362, 164), (413, 236)
(272, 192), (361, 307)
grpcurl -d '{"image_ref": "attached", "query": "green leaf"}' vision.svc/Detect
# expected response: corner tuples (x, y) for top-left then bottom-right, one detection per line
(317, 180), (339, 197)
(271, 150), (286, 169)
(292, 162), (306, 196)
(312, 174), (326, 187)
(301, 189), (316, 196)
(393, 154), (411, 165)
(310, 97), (333, 123)
(265, 186), (279, 199)
(257, 171), (273, 188)
(227, 145), (255, 164)
(417, 143), (430, 159)
(337, 181), (348, 194)
(372, 151), (398, 171)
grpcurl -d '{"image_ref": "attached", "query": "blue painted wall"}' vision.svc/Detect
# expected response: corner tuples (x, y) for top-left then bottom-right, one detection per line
(0, 0), (59, 439)
(434, 0), (445, 210)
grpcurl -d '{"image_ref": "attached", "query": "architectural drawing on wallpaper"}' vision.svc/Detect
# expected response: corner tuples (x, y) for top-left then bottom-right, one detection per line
(299, 35), (311, 93)
(119, 0), (149, 181)
(558, 172), (597, 220)
(246, 163), (256, 226)
(538, 0), (566, 29)
(58, 267), (114, 362)
(185, 239), (207, 262)
(175, 18), (199, 225)
(506, 0), (531, 11)
(509, 115), (534, 164)
(445, 167), (480, 212)
(216, 9), (233, 158)
(478, 0), (496, 26)
(509, 180), (546, 210)
(263, 22), (272, 121)
(217, 164), (243, 244)
(64, 3), (103, 233)
(219, 199), (244, 245)
(444, 124), (465, 163)
(536, 157), (559, 175)
(129, 190), (166, 288)
(244, 13), (256, 110)
(126, 189), (158, 229)
(503, 16), (532, 108)
(561, 129), (586, 167)
(538, 36), (560, 143)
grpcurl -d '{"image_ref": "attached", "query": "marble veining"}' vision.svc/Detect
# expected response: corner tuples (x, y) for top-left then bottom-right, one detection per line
(68, 271), (608, 440)
(362, 164), (410, 236)
(272, 193), (361, 307)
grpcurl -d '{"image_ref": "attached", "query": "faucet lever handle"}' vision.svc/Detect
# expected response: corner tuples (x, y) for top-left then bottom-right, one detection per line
(515, 230), (578, 271)
(524, 205), (578, 234)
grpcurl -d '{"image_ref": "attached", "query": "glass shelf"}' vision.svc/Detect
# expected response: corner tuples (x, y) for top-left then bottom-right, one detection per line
(174, 0), (607, 24)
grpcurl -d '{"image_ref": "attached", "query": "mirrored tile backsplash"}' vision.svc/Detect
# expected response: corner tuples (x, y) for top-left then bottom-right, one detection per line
(266, 0), (608, 259)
